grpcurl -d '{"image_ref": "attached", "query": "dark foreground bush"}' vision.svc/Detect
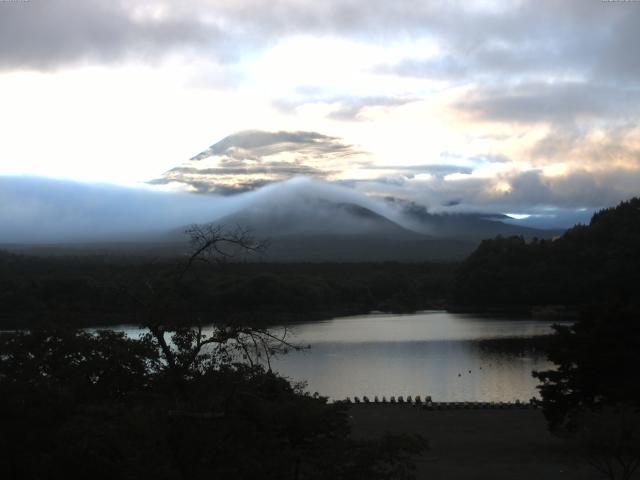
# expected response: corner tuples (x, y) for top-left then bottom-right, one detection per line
(0, 328), (426, 480)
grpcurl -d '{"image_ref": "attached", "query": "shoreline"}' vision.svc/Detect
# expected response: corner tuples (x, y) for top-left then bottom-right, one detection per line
(0, 305), (576, 330)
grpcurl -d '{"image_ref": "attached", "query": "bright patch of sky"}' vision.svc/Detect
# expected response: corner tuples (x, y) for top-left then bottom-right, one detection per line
(0, 0), (639, 218)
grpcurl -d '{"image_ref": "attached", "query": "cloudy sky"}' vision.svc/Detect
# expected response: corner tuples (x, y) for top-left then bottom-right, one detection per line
(1, 0), (639, 223)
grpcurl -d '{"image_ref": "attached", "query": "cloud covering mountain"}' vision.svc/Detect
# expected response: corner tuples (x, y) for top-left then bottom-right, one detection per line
(150, 130), (367, 194)
(1, 170), (561, 263)
(1, 1), (639, 233)
(0, 176), (242, 243)
(149, 129), (628, 228)
(0, 175), (408, 244)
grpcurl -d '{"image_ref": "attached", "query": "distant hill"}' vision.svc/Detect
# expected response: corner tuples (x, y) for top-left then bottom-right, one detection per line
(216, 199), (414, 237)
(164, 192), (477, 261)
(160, 181), (558, 262)
(453, 197), (640, 309)
(396, 201), (560, 241)
(145, 128), (560, 261)
(0, 173), (559, 262)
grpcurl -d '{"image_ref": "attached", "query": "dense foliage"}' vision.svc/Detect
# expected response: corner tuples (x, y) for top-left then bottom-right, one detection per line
(0, 256), (454, 329)
(453, 197), (640, 309)
(0, 328), (426, 479)
(533, 304), (640, 430)
(0, 226), (428, 479)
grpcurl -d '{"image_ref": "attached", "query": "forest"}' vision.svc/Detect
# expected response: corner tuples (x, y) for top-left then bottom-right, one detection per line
(1, 226), (430, 479)
(2, 198), (640, 479)
(0, 254), (454, 329)
(452, 197), (640, 311)
(4, 198), (639, 329)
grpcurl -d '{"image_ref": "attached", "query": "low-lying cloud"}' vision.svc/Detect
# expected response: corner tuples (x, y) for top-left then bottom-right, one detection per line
(355, 167), (640, 215)
(2, 166), (634, 245)
(0, 175), (405, 244)
(0, 176), (244, 243)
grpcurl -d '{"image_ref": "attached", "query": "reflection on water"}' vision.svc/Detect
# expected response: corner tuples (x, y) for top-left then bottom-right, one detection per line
(281, 311), (556, 343)
(270, 311), (567, 402)
(105, 311), (569, 403)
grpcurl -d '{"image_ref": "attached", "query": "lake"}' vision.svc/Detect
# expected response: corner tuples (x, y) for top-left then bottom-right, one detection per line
(107, 311), (569, 403)
(269, 311), (567, 402)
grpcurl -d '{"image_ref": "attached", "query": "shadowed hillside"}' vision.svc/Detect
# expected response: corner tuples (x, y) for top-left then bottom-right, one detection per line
(453, 197), (640, 310)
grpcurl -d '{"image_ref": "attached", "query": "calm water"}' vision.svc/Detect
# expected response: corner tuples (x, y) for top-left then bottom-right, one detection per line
(269, 311), (567, 402)
(107, 311), (568, 402)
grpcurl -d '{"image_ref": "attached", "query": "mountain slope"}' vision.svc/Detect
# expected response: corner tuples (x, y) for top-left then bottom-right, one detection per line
(152, 177), (560, 261)
(397, 201), (560, 241)
(209, 198), (476, 261)
(216, 200), (417, 237)
(453, 197), (640, 307)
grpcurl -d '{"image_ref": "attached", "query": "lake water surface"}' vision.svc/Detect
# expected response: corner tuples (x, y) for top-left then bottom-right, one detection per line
(269, 311), (567, 402)
(109, 311), (568, 403)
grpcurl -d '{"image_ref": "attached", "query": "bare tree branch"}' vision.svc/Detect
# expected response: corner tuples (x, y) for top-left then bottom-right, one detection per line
(114, 222), (300, 386)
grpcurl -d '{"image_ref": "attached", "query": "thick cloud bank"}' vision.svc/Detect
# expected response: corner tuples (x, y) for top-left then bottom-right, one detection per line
(0, 174), (601, 246)
(0, 176), (402, 244)
(0, 176), (242, 243)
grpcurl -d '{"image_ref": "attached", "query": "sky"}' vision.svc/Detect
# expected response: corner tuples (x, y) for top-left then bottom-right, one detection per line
(1, 0), (640, 227)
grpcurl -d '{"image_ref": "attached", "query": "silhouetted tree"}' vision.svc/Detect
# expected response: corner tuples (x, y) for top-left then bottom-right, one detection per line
(0, 223), (427, 479)
(534, 305), (640, 431)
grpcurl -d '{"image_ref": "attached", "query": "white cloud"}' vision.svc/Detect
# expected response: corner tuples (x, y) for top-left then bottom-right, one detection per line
(0, 0), (639, 215)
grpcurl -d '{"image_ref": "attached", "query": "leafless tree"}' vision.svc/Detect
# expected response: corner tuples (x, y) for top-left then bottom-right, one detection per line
(121, 223), (299, 379)
(177, 223), (269, 279)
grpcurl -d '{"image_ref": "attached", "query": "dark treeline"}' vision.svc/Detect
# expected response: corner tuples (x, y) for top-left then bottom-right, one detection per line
(0, 228), (428, 480)
(4, 197), (640, 328)
(0, 253), (455, 329)
(452, 197), (640, 310)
